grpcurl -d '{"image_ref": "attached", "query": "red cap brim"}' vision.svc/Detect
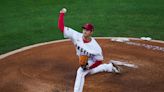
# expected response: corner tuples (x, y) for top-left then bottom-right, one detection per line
(82, 27), (93, 31)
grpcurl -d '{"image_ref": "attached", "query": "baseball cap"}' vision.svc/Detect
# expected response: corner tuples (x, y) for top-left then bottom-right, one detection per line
(82, 23), (94, 31)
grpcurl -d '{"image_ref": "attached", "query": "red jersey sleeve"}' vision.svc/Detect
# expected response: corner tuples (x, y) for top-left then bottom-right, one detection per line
(58, 13), (65, 33)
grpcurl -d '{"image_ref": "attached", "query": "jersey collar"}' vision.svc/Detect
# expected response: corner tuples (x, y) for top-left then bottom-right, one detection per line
(83, 37), (92, 43)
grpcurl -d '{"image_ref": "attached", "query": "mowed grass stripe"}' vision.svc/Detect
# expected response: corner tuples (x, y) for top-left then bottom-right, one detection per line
(0, 0), (164, 54)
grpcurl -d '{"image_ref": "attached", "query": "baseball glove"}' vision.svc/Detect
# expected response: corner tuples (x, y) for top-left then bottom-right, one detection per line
(79, 55), (89, 70)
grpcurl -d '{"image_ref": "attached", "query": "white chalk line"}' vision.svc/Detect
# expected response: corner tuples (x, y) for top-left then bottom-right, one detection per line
(108, 37), (164, 52)
(125, 41), (164, 52)
(0, 37), (163, 60)
(110, 60), (138, 68)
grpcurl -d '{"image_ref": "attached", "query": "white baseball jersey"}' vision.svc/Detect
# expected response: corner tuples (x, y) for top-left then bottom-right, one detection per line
(64, 27), (104, 62)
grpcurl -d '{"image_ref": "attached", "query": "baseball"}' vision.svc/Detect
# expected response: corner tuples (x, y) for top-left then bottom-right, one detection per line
(62, 8), (67, 13)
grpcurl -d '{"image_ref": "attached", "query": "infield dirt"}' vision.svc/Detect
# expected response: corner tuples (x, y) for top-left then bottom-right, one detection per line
(0, 39), (163, 92)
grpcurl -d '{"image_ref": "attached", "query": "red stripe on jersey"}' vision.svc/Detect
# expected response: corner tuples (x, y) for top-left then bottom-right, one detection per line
(89, 61), (102, 69)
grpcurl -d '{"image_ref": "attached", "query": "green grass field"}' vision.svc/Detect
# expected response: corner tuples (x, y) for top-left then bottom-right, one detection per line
(0, 0), (164, 54)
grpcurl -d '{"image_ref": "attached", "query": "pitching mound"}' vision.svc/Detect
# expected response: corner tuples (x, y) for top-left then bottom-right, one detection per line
(0, 38), (164, 92)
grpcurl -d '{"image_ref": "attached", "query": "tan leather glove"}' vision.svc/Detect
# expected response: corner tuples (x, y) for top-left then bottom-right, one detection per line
(79, 55), (89, 70)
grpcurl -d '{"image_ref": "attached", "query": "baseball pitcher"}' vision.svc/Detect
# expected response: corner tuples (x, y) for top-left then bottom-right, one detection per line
(58, 8), (121, 92)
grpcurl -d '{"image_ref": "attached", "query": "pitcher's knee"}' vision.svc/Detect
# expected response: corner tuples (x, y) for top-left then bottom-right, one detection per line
(76, 67), (89, 77)
(77, 67), (83, 74)
(76, 67), (85, 77)
(100, 64), (113, 72)
(106, 63), (113, 72)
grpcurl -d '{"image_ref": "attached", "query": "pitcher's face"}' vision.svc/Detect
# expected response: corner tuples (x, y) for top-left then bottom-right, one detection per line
(83, 29), (93, 38)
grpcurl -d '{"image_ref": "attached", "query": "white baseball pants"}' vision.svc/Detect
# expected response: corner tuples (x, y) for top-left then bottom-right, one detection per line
(74, 63), (114, 92)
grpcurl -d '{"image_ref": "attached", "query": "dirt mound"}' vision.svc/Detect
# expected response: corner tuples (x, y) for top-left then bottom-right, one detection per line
(0, 39), (164, 92)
